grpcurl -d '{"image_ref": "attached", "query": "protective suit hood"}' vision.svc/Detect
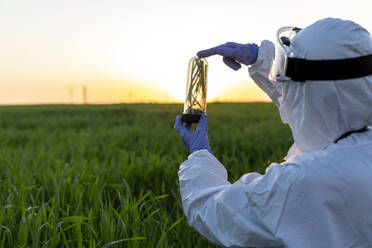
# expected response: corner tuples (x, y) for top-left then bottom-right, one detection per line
(278, 17), (372, 153)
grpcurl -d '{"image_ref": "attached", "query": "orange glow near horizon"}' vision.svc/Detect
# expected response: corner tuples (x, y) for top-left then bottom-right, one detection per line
(0, 0), (371, 105)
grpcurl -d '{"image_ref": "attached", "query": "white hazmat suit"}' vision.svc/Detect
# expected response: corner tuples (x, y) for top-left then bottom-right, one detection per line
(178, 18), (372, 247)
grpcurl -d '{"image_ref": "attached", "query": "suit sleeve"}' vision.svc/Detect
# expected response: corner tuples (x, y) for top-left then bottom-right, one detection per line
(248, 40), (282, 107)
(178, 149), (300, 247)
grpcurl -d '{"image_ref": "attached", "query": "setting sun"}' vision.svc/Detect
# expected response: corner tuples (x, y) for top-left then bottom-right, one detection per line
(0, 0), (371, 104)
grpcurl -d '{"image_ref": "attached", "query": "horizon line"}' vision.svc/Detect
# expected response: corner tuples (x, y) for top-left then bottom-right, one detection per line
(0, 99), (272, 106)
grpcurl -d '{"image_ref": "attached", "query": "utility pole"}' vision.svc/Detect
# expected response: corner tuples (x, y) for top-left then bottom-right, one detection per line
(69, 86), (74, 104)
(82, 85), (87, 104)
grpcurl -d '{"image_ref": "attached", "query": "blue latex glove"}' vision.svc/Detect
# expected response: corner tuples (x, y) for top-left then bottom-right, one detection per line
(174, 114), (212, 155)
(197, 42), (259, 71)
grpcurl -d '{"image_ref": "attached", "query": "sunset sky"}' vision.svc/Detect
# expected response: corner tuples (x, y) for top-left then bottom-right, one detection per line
(0, 0), (371, 104)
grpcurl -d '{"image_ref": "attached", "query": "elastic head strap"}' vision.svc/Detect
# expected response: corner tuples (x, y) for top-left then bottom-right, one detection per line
(286, 53), (372, 82)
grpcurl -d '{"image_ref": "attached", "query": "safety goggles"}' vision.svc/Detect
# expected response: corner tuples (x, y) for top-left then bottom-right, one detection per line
(269, 26), (372, 82)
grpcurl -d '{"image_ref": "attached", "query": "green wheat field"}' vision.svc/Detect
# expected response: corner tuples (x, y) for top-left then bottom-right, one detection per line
(0, 103), (292, 247)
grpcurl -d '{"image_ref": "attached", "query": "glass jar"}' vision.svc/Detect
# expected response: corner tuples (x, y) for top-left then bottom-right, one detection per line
(182, 56), (208, 123)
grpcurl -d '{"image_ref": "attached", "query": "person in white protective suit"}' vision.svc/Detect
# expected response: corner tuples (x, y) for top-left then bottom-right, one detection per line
(174, 18), (372, 247)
